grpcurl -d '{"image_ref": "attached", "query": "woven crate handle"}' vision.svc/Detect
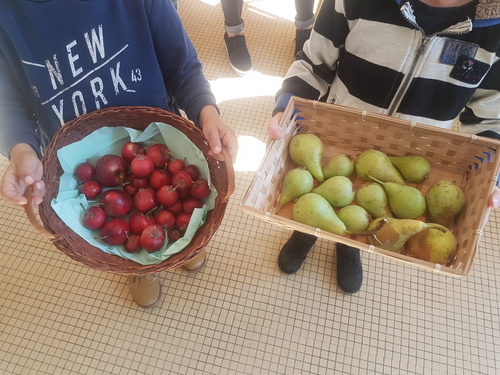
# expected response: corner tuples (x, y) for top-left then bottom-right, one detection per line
(23, 185), (58, 241)
(221, 147), (235, 199)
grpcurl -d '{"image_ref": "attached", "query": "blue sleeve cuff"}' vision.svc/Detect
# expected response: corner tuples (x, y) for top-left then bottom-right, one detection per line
(0, 131), (41, 160)
(469, 151), (500, 186)
(184, 93), (219, 128)
(273, 93), (294, 116)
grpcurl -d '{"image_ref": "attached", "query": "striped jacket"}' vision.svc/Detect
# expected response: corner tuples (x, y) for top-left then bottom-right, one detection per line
(275, 0), (500, 139)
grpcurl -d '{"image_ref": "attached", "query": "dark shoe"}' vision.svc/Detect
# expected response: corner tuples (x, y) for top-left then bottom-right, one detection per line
(128, 274), (161, 308)
(224, 33), (252, 75)
(294, 27), (312, 57)
(278, 231), (317, 274)
(336, 243), (363, 294)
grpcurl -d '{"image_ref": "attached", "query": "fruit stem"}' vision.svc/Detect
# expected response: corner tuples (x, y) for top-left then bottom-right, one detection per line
(367, 175), (384, 185)
(356, 218), (389, 237)
(426, 223), (448, 233)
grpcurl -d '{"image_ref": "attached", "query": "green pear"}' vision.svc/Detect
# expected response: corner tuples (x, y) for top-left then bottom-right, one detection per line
(337, 205), (372, 234)
(425, 180), (465, 228)
(389, 155), (431, 183)
(313, 176), (355, 207)
(355, 182), (393, 218)
(367, 218), (443, 252)
(367, 217), (388, 232)
(323, 153), (354, 179)
(369, 176), (426, 219)
(355, 149), (405, 185)
(406, 224), (457, 264)
(279, 168), (314, 209)
(292, 193), (349, 236)
(289, 133), (325, 182)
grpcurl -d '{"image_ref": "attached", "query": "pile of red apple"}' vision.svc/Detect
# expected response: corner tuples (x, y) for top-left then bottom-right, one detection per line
(75, 141), (211, 254)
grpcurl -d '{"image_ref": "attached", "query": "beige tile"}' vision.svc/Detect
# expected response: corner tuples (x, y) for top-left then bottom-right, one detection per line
(1, 0), (500, 374)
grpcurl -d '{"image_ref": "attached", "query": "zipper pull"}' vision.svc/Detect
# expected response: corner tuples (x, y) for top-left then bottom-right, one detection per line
(417, 36), (430, 55)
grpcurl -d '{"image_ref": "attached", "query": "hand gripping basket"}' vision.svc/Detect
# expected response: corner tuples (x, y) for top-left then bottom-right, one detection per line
(242, 97), (500, 277)
(25, 106), (235, 275)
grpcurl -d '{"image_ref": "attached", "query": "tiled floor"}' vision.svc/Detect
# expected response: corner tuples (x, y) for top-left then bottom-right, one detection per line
(1, 1), (499, 374)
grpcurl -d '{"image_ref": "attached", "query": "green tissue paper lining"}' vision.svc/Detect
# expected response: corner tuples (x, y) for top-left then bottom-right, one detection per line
(51, 122), (217, 265)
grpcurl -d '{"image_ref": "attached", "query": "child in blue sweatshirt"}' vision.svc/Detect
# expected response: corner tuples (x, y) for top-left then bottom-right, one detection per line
(0, 0), (238, 308)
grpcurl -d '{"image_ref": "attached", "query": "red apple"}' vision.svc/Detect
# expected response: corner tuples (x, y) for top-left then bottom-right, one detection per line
(98, 218), (130, 245)
(130, 154), (155, 178)
(167, 201), (183, 216)
(130, 176), (149, 189)
(168, 227), (184, 241)
(149, 169), (172, 190)
(140, 224), (166, 253)
(157, 185), (179, 207)
(121, 141), (145, 163)
(124, 234), (141, 253)
(146, 143), (172, 168)
(80, 180), (102, 199)
(95, 154), (130, 187)
(156, 209), (176, 229)
(129, 211), (157, 234)
(123, 183), (138, 197)
(190, 179), (211, 199)
(183, 164), (200, 180)
(176, 212), (192, 231)
(167, 158), (185, 174)
(82, 206), (106, 230)
(133, 187), (158, 213)
(75, 161), (95, 182)
(178, 187), (190, 200)
(99, 189), (134, 217)
(171, 170), (193, 191)
(183, 197), (203, 214)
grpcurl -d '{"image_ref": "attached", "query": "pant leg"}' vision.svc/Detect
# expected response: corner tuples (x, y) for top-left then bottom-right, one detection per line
(221, 0), (244, 33)
(295, 0), (315, 29)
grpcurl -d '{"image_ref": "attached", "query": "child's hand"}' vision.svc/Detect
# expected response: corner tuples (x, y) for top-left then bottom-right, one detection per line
(0, 144), (45, 207)
(267, 112), (284, 140)
(489, 185), (500, 208)
(199, 105), (238, 164)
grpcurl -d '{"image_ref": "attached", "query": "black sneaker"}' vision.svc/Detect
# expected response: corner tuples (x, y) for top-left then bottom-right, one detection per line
(294, 28), (312, 58)
(278, 231), (317, 274)
(336, 243), (363, 294)
(224, 33), (252, 75)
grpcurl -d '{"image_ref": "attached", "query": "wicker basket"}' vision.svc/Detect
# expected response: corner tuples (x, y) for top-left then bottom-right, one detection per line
(25, 106), (235, 275)
(242, 97), (500, 276)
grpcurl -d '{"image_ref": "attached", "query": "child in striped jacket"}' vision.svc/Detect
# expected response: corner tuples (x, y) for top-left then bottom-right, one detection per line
(268, 0), (500, 294)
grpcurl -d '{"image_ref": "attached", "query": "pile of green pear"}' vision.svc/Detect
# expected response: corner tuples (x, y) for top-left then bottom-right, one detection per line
(280, 133), (466, 265)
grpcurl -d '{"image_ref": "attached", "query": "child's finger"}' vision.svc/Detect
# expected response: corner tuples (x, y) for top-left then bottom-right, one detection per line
(489, 186), (500, 208)
(267, 113), (284, 140)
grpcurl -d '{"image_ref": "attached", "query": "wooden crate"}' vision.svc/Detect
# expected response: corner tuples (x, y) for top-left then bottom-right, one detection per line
(242, 97), (500, 276)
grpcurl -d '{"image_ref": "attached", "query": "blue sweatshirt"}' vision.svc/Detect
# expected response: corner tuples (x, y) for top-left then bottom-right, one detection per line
(0, 0), (218, 158)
